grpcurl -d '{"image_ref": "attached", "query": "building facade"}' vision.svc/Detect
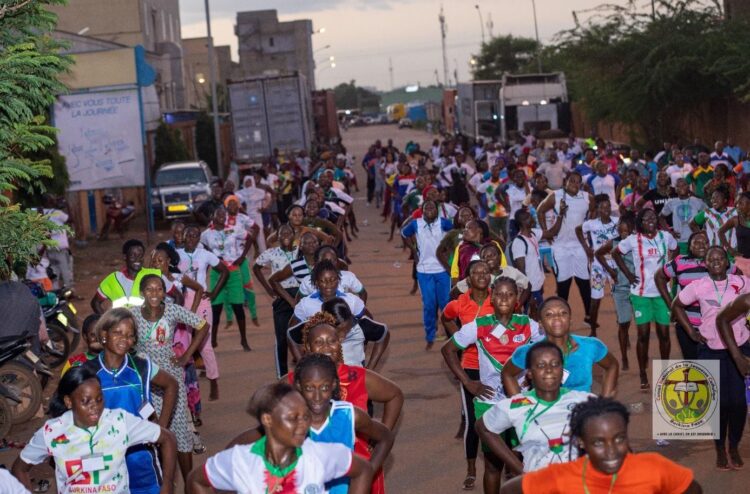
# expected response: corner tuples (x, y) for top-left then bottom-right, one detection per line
(50, 0), (186, 110)
(182, 37), (234, 110)
(235, 9), (315, 90)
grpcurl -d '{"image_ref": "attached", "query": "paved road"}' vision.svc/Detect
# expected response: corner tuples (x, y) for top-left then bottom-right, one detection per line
(1, 125), (745, 492)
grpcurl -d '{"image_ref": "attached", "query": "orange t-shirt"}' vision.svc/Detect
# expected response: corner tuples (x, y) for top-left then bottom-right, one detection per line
(521, 453), (694, 494)
(443, 290), (493, 369)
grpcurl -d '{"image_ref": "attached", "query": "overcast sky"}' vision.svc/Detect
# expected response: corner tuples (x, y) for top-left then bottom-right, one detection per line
(179, 0), (635, 91)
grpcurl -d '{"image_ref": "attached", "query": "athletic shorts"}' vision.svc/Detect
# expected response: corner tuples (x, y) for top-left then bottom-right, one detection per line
(613, 289), (633, 324)
(552, 244), (590, 281)
(629, 294), (670, 325)
(474, 400), (518, 452)
(590, 260), (614, 300)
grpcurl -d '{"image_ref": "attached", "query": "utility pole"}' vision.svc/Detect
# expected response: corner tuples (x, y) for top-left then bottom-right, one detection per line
(434, 69), (441, 86)
(530, 0), (542, 73)
(475, 5), (485, 44)
(204, 0), (223, 179)
(439, 5), (449, 87)
(389, 57), (394, 90)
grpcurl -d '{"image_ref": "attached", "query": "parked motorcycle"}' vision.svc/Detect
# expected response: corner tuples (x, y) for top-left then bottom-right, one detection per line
(39, 286), (80, 353)
(0, 333), (44, 432)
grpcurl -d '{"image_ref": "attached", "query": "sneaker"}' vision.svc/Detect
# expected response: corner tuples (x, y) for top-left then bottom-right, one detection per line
(655, 439), (670, 447)
(193, 433), (206, 454)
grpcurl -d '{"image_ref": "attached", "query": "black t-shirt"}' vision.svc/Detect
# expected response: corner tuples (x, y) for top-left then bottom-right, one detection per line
(643, 188), (676, 215)
(195, 199), (223, 225)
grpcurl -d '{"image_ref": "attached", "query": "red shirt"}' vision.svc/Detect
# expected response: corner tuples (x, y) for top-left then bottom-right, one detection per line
(443, 290), (493, 369)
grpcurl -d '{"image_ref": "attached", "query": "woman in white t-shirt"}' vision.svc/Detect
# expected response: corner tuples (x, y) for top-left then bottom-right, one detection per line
(12, 367), (176, 494)
(612, 208), (678, 389)
(187, 382), (373, 494)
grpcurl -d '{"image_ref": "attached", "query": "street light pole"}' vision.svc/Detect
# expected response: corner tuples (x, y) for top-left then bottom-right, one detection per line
(530, 0), (542, 73)
(475, 5), (485, 44)
(204, 0), (223, 179)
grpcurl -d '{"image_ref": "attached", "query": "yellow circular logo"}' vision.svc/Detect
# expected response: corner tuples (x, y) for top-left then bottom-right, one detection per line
(654, 361), (718, 430)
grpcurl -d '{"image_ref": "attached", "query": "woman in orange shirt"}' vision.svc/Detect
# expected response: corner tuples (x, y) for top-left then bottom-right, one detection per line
(499, 396), (703, 494)
(441, 260), (494, 490)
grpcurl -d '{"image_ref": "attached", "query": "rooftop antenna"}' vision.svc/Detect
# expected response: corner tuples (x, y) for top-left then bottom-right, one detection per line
(439, 5), (449, 87)
(389, 57), (394, 90)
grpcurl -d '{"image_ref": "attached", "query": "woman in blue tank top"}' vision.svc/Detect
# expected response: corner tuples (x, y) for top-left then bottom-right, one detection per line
(84, 308), (179, 494)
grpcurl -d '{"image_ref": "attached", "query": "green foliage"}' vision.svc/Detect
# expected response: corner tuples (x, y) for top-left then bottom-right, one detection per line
(0, 0), (71, 279)
(154, 122), (190, 166)
(471, 35), (541, 80)
(331, 80), (380, 113)
(547, 0), (747, 146)
(195, 112), (217, 174)
(16, 140), (69, 207)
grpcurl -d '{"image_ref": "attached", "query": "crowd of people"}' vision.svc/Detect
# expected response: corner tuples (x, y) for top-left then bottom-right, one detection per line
(7, 132), (750, 493)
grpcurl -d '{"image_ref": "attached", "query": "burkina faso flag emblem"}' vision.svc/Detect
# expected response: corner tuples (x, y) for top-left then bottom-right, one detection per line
(548, 437), (564, 454)
(510, 397), (533, 409)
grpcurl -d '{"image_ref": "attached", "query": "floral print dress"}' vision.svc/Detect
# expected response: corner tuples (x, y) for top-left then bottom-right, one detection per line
(133, 301), (206, 452)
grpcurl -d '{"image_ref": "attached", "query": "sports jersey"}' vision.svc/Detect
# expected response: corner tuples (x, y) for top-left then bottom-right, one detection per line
(616, 231), (677, 296)
(452, 314), (543, 404)
(204, 437), (352, 494)
(482, 388), (594, 472)
(293, 291), (365, 322)
(665, 163), (694, 188)
(692, 207), (736, 247)
(298, 271), (363, 297)
(586, 174), (620, 212)
(686, 166), (713, 199)
(443, 290), (494, 370)
(20, 409), (161, 494)
(309, 400), (356, 494)
(200, 224), (249, 264)
(177, 247), (221, 290)
(226, 213), (255, 232)
(400, 217), (453, 273)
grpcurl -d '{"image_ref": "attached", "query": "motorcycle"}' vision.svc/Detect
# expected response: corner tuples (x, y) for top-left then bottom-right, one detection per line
(0, 333), (44, 435)
(39, 286), (80, 353)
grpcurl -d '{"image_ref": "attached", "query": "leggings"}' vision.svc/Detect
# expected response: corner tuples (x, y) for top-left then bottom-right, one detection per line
(272, 288), (297, 378)
(461, 368), (480, 461)
(697, 343), (750, 449)
(211, 303), (246, 347)
(556, 276), (591, 314)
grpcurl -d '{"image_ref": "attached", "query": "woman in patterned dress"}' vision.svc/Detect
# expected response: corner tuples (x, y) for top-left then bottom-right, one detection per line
(133, 274), (208, 481)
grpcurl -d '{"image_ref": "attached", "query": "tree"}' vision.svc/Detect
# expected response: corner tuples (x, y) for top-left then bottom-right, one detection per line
(154, 122), (189, 166)
(195, 112), (217, 174)
(0, 0), (70, 279)
(470, 35), (540, 80)
(547, 0), (747, 146)
(331, 80), (380, 112)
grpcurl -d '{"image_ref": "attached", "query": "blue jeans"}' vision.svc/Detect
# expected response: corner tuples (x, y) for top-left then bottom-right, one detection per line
(416, 271), (451, 342)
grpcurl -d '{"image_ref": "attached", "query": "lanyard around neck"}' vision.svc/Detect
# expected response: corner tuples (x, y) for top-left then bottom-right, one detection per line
(520, 392), (560, 440)
(582, 457), (618, 494)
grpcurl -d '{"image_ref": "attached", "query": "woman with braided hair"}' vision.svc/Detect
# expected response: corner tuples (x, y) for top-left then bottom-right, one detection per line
(286, 312), (403, 494)
(498, 396), (702, 493)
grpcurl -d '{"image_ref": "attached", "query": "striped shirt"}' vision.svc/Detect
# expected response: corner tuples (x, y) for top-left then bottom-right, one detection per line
(290, 254), (313, 282)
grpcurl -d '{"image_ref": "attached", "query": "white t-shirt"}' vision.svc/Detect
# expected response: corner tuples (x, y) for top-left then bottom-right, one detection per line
(204, 437), (352, 494)
(581, 218), (618, 253)
(20, 409), (160, 494)
(511, 230), (545, 291)
(665, 163), (694, 188)
(177, 247), (221, 290)
(482, 389), (594, 472)
(200, 225), (249, 264)
(551, 189), (590, 245)
(506, 184), (528, 218)
(586, 174), (619, 212)
(254, 247), (299, 289)
(294, 291), (366, 322)
(0, 469), (29, 494)
(299, 270), (363, 297)
(43, 208), (70, 250)
(616, 231), (677, 296)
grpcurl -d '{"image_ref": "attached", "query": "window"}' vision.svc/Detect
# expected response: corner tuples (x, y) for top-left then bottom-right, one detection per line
(269, 37), (274, 47)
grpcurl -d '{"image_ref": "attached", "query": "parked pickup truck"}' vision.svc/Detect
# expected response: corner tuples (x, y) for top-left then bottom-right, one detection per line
(151, 161), (213, 220)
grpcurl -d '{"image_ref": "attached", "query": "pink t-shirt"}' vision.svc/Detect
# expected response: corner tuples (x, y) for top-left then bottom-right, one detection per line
(678, 274), (750, 349)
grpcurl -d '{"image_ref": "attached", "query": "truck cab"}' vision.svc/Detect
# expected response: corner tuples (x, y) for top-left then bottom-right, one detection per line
(151, 161), (213, 220)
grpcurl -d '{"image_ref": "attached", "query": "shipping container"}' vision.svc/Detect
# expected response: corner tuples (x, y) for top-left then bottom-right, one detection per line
(228, 73), (313, 161)
(455, 80), (503, 140)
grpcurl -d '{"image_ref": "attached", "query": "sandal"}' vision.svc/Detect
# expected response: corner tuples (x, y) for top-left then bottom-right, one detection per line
(34, 479), (50, 493)
(462, 475), (476, 490)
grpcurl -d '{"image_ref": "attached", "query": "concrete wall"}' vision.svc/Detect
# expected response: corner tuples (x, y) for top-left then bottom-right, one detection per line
(182, 37), (232, 110)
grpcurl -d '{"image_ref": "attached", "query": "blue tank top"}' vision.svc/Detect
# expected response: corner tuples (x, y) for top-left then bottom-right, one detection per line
(309, 400), (356, 493)
(85, 354), (160, 494)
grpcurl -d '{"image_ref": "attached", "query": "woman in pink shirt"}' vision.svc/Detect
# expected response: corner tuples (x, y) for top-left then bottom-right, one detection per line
(672, 245), (750, 471)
